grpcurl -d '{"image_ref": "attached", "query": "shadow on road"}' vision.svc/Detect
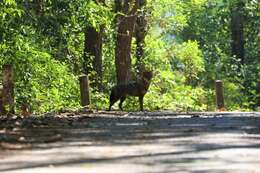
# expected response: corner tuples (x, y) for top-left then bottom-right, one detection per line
(1, 112), (260, 172)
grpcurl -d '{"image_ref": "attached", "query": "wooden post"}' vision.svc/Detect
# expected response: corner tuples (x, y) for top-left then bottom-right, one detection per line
(0, 85), (4, 114)
(79, 75), (91, 106)
(215, 80), (225, 111)
(2, 64), (15, 114)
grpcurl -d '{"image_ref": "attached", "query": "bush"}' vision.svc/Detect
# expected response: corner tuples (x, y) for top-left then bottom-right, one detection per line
(171, 40), (205, 85)
(1, 47), (80, 113)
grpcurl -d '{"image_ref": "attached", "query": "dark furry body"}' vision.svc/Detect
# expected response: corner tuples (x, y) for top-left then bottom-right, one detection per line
(109, 71), (152, 111)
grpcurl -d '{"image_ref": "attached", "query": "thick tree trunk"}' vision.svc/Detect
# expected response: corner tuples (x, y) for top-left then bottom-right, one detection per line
(230, 1), (245, 67)
(115, 0), (139, 83)
(83, 26), (103, 91)
(82, 1), (105, 91)
(135, 0), (147, 72)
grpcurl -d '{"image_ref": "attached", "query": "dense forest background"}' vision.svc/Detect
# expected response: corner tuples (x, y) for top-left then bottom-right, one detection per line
(0, 0), (259, 113)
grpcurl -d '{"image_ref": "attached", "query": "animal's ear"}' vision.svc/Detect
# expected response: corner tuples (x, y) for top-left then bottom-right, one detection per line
(144, 70), (152, 75)
(142, 70), (153, 79)
(146, 70), (153, 76)
(139, 65), (154, 77)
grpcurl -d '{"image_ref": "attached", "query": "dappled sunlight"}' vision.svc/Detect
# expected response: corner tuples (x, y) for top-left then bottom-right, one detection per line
(1, 112), (260, 172)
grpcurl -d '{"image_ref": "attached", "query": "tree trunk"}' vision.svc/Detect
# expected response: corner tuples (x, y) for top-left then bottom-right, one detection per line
(82, 1), (105, 91)
(135, 0), (147, 72)
(115, 0), (139, 83)
(83, 26), (103, 91)
(230, 1), (245, 67)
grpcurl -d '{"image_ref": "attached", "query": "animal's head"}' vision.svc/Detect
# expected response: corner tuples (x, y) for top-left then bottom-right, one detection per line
(142, 70), (153, 81)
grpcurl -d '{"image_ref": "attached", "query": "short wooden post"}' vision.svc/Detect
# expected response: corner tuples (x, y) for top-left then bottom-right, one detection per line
(215, 80), (225, 111)
(21, 103), (30, 117)
(3, 64), (15, 114)
(79, 75), (91, 106)
(0, 85), (4, 114)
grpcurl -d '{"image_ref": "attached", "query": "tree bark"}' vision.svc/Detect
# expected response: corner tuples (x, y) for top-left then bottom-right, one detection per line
(135, 0), (147, 72)
(215, 80), (225, 111)
(83, 25), (103, 91)
(82, 0), (105, 91)
(79, 75), (91, 106)
(230, 1), (245, 67)
(115, 0), (139, 83)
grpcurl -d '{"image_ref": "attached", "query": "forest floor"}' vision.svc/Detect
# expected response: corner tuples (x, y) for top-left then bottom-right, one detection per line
(0, 110), (260, 173)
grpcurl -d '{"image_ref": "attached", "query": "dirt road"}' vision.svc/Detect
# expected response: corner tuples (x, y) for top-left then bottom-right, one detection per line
(1, 111), (260, 173)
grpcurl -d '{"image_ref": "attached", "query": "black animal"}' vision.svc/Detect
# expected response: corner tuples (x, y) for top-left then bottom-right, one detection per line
(108, 71), (153, 111)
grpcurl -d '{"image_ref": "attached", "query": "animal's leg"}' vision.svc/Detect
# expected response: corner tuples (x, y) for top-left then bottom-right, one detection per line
(119, 96), (126, 111)
(108, 91), (119, 111)
(139, 95), (144, 111)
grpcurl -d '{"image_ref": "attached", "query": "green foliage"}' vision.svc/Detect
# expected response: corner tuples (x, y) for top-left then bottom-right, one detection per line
(223, 80), (248, 111)
(1, 44), (80, 113)
(175, 0), (260, 110)
(90, 90), (109, 110)
(144, 71), (209, 111)
(144, 35), (170, 70)
(0, 0), (258, 113)
(148, 0), (188, 35)
(171, 40), (205, 84)
(0, 0), (23, 54)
